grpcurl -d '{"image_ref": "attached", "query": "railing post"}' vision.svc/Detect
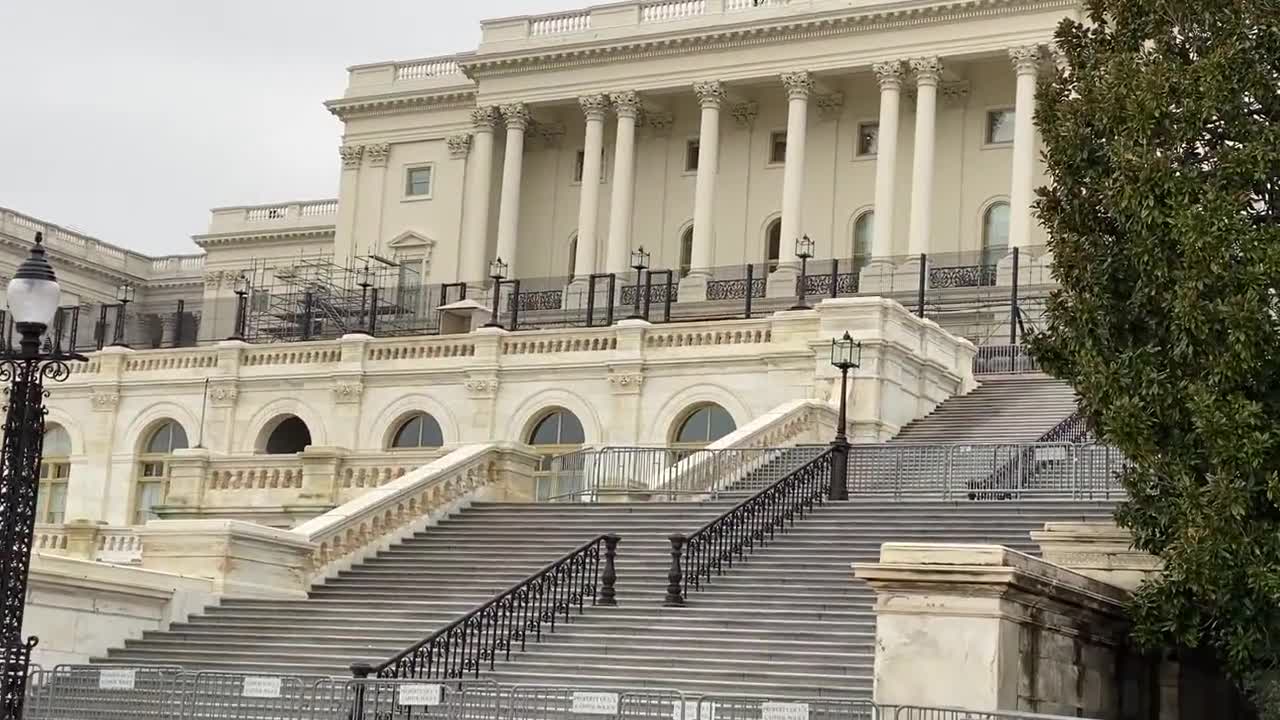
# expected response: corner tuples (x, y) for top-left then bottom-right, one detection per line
(509, 279), (521, 331)
(599, 534), (620, 606)
(663, 534), (686, 607)
(349, 662), (372, 716)
(172, 300), (185, 348)
(829, 258), (838, 298)
(585, 275), (596, 327)
(916, 252), (927, 318)
(744, 263), (755, 319)
(1009, 246), (1020, 345)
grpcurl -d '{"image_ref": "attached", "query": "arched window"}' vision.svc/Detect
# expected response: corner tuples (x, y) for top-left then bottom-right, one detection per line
(853, 211), (874, 268)
(527, 408), (587, 501)
(567, 235), (578, 279)
(390, 413), (444, 449)
(135, 420), (189, 525)
(265, 416), (312, 455)
(766, 218), (782, 272)
(673, 404), (737, 449)
(39, 425), (71, 524)
(982, 202), (1011, 266)
(679, 226), (694, 278)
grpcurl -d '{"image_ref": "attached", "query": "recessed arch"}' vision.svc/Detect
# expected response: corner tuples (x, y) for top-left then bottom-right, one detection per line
(764, 217), (782, 272)
(526, 408), (585, 446)
(506, 388), (602, 448)
(851, 208), (875, 268)
(646, 384), (751, 446)
(676, 219), (695, 278)
(389, 413), (445, 449)
(241, 398), (327, 453)
(261, 415), (313, 455)
(979, 196), (1011, 265)
(363, 393), (459, 451)
(670, 403), (737, 448)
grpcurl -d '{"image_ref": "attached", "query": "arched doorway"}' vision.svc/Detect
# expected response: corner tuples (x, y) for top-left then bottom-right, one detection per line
(264, 415), (312, 455)
(765, 218), (782, 272)
(135, 419), (188, 524)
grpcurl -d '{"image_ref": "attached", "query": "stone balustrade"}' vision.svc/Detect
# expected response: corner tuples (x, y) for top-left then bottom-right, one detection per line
(202, 199), (337, 237)
(34, 521), (141, 563)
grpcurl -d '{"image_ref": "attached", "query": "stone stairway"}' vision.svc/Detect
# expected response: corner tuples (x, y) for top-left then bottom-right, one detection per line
(891, 375), (1078, 444)
(475, 497), (1117, 698)
(99, 502), (734, 676)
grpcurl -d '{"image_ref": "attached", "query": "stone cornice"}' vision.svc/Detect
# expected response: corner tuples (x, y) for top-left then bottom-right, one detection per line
(325, 88), (477, 120)
(0, 235), (144, 286)
(461, 0), (1073, 81)
(192, 226), (336, 249)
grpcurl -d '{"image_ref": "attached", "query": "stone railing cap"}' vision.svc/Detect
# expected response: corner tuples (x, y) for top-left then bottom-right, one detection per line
(137, 518), (315, 550)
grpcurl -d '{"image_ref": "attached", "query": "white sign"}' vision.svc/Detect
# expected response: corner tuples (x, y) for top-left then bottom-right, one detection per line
(97, 669), (136, 691)
(761, 702), (809, 720)
(398, 684), (443, 707)
(572, 691), (620, 715)
(673, 700), (714, 720)
(241, 676), (283, 699)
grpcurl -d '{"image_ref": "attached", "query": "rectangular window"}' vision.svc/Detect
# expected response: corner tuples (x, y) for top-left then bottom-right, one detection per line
(769, 131), (787, 164)
(986, 109), (1016, 144)
(134, 475), (167, 525)
(38, 461), (69, 524)
(573, 149), (607, 183)
(856, 122), (879, 156)
(685, 139), (700, 172)
(404, 165), (433, 197)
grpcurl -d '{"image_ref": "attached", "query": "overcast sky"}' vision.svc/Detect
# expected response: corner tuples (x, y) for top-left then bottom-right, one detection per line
(0, 0), (576, 257)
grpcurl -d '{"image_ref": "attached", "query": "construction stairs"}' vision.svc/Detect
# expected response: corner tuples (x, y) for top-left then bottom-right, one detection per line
(98, 375), (1108, 700)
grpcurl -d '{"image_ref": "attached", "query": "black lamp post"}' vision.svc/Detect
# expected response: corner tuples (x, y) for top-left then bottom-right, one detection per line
(484, 257), (508, 328)
(628, 246), (650, 320)
(112, 282), (135, 346)
(792, 235), (815, 311)
(356, 262), (373, 332)
(0, 232), (85, 720)
(230, 274), (250, 341)
(829, 331), (861, 501)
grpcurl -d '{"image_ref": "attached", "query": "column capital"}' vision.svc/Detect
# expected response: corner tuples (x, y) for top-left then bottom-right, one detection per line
(579, 94), (609, 121)
(780, 71), (814, 101)
(1009, 45), (1044, 75)
(610, 91), (642, 119)
(501, 103), (531, 131)
(448, 134), (472, 158)
(873, 61), (905, 91)
(365, 142), (390, 167)
(693, 80), (726, 109)
(338, 144), (364, 169)
(471, 106), (500, 132)
(909, 56), (943, 86)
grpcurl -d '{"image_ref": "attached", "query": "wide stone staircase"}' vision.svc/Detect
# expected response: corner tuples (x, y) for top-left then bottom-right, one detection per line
(891, 375), (1077, 444)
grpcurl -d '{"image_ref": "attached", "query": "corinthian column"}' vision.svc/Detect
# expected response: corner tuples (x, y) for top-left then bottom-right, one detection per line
(605, 91), (640, 275)
(871, 61), (904, 260)
(1008, 46), (1041, 249)
(779, 71), (813, 264)
(907, 57), (942, 257)
(682, 80), (724, 299)
(573, 94), (608, 280)
(495, 103), (530, 274)
(461, 106), (498, 284)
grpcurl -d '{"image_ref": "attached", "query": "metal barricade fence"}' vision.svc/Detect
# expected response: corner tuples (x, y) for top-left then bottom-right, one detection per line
(509, 685), (687, 720)
(699, 695), (883, 720)
(26, 664), (184, 720)
(894, 707), (1100, 720)
(180, 671), (325, 719)
(307, 677), (501, 720)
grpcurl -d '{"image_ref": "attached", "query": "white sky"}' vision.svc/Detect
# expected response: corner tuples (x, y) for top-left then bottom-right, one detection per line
(0, 0), (578, 257)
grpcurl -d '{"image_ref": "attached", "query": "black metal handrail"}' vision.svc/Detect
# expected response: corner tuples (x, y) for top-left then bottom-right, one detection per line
(1040, 410), (1090, 444)
(665, 449), (833, 604)
(352, 533), (619, 680)
(968, 410), (1089, 499)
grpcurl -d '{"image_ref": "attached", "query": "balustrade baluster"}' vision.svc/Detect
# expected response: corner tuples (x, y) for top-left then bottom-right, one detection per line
(600, 535), (619, 606)
(664, 534), (687, 606)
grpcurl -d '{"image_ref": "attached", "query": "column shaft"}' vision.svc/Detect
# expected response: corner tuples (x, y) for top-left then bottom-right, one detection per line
(1008, 47), (1040, 249)
(779, 72), (813, 262)
(574, 95), (608, 279)
(461, 108), (498, 283)
(495, 104), (529, 271)
(872, 62), (904, 259)
(605, 92), (640, 275)
(690, 82), (725, 274)
(907, 58), (941, 257)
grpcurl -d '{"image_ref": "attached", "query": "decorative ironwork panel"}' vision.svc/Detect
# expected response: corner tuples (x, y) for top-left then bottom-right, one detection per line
(928, 264), (998, 289)
(620, 283), (678, 306)
(507, 290), (564, 313)
(800, 272), (859, 297)
(706, 278), (766, 301)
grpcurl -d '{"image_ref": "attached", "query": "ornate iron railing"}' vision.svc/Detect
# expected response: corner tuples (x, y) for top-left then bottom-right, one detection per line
(706, 277), (766, 301)
(1040, 410), (1090, 444)
(929, 264), (997, 289)
(620, 282), (678, 306)
(801, 271), (859, 296)
(667, 449), (833, 602)
(353, 533), (619, 680)
(508, 289), (564, 312)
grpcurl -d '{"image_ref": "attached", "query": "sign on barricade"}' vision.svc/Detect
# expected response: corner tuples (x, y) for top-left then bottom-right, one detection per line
(182, 671), (315, 719)
(308, 677), (501, 720)
(510, 685), (687, 720)
(697, 695), (879, 720)
(25, 664), (183, 720)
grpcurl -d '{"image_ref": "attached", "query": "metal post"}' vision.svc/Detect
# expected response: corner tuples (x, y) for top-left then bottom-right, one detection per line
(486, 279), (502, 328)
(643, 271), (654, 321)
(172, 300), (184, 348)
(1009, 246), (1020, 345)
(829, 365), (851, 501)
(663, 272), (673, 322)
(95, 306), (108, 350)
(605, 274), (616, 326)
(68, 306), (80, 352)
(585, 276), (596, 328)
(791, 255), (810, 310)
(111, 302), (128, 346)
(830, 258), (839, 298)
(367, 287), (379, 336)
(631, 269), (645, 319)
(599, 534), (620, 606)
(301, 290), (314, 341)
(50, 309), (65, 355)
(916, 252), (927, 318)
(744, 263), (755, 319)
(509, 279), (521, 331)
(230, 293), (247, 341)
(663, 534), (686, 607)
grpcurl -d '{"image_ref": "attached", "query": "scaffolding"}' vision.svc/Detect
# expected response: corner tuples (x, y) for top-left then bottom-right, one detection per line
(242, 253), (431, 342)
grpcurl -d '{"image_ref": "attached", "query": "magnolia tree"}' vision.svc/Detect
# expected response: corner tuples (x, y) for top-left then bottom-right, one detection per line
(1030, 0), (1280, 709)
